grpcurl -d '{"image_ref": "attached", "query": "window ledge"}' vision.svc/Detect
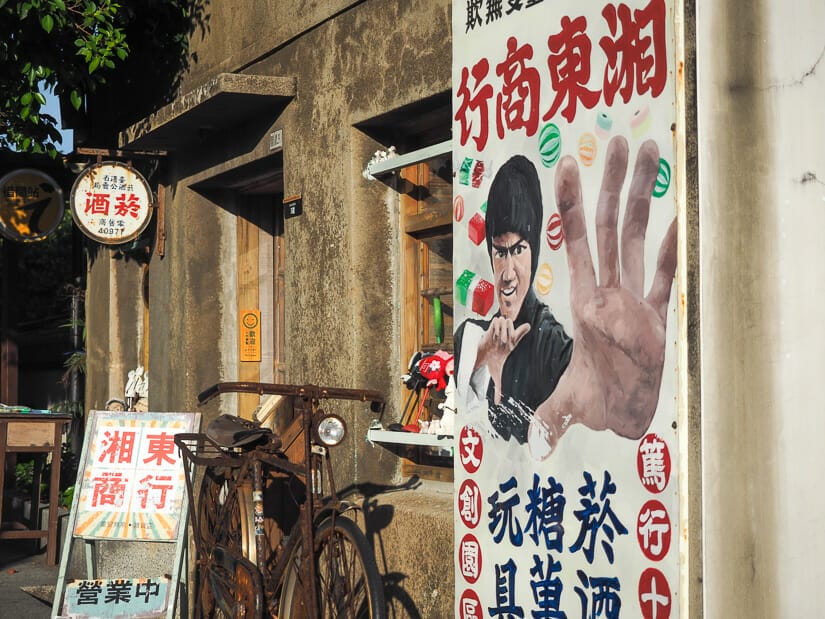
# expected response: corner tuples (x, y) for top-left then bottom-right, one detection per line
(367, 427), (453, 450)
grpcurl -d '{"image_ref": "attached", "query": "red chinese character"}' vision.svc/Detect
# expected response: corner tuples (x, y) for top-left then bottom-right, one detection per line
(137, 474), (174, 510)
(459, 589), (483, 619)
(637, 433), (671, 493)
(458, 478), (482, 529)
(459, 533), (482, 584)
(459, 425), (483, 473)
(98, 430), (137, 464)
(600, 0), (667, 105)
(143, 432), (177, 466)
(113, 193), (142, 218)
(91, 471), (128, 508)
(495, 36), (541, 140)
(455, 58), (495, 151)
(638, 567), (672, 619)
(637, 499), (672, 561)
(544, 15), (600, 123)
(84, 192), (111, 216)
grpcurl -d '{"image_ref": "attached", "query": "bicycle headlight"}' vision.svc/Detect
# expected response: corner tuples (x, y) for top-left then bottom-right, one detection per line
(314, 413), (347, 446)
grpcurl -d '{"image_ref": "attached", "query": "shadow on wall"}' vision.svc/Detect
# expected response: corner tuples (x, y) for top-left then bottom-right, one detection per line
(340, 476), (426, 619)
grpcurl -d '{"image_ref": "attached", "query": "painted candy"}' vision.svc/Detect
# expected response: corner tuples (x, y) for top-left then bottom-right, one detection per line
(468, 212), (485, 245)
(471, 160), (485, 188)
(595, 111), (613, 139)
(538, 123), (562, 168)
(546, 212), (564, 250)
(456, 269), (494, 316)
(470, 278), (494, 316)
(653, 158), (671, 198)
(578, 132), (597, 167)
(459, 157), (473, 185)
(454, 195), (465, 222)
(455, 269), (476, 306)
(535, 263), (554, 296)
(630, 105), (652, 138)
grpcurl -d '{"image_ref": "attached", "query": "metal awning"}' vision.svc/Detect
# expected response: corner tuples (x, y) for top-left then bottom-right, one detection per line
(365, 140), (452, 179)
(119, 73), (296, 151)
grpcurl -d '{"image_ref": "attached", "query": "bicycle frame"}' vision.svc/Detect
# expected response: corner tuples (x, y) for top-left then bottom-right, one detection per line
(175, 382), (384, 618)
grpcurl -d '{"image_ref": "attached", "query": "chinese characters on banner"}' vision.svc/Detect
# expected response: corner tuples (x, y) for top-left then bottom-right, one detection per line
(74, 412), (199, 541)
(69, 161), (154, 245)
(453, 1), (680, 617)
(63, 576), (171, 618)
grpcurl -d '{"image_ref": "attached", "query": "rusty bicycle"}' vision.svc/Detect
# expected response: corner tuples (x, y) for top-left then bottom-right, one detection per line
(174, 382), (386, 618)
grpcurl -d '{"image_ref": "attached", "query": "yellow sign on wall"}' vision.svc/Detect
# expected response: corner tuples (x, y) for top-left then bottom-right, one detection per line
(240, 309), (261, 362)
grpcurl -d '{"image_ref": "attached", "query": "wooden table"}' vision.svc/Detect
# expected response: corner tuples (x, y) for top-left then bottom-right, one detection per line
(0, 412), (72, 565)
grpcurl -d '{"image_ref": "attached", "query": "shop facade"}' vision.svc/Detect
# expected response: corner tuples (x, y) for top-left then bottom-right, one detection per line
(75, 0), (825, 616)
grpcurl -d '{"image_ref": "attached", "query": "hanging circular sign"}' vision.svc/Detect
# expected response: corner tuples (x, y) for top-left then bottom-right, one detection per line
(0, 168), (65, 242)
(70, 161), (153, 245)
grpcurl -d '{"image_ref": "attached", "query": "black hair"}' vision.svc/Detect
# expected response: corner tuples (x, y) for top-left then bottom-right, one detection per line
(485, 154), (542, 284)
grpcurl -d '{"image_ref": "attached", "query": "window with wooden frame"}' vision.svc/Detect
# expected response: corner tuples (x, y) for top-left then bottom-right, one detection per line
(357, 93), (455, 477)
(399, 159), (453, 364)
(398, 156), (454, 477)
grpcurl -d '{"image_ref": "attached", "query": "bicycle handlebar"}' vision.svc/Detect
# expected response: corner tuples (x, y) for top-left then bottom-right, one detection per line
(197, 381), (385, 412)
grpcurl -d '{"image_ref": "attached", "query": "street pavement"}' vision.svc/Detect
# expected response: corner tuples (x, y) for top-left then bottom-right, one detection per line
(0, 540), (58, 618)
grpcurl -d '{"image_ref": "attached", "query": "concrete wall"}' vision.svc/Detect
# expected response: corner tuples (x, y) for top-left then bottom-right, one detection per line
(696, 0), (825, 616)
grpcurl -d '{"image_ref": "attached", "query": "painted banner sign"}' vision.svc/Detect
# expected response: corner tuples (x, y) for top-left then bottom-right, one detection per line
(70, 161), (153, 244)
(452, 1), (681, 617)
(73, 411), (198, 541)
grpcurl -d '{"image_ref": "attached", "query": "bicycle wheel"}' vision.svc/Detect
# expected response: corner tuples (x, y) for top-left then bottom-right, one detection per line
(196, 467), (256, 618)
(278, 515), (386, 618)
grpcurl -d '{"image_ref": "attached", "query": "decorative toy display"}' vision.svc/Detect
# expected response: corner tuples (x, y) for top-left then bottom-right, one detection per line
(393, 350), (455, 435)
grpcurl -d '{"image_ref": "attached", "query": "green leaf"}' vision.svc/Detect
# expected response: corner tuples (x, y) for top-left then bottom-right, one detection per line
(20, 91), (32, 105)
(21, 105), (30, 120)
(34, 91), (46, 105)
(40, 13), (54, 33)
(70, 90), (82, 110)
(88, 56), (100, 73)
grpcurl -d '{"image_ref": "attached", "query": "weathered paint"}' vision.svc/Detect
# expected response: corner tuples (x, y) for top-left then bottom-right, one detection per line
(698, 0), (825, 615)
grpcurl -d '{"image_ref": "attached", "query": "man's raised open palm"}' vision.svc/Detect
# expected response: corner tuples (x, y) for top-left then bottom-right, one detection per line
(529, 136), (678, 460)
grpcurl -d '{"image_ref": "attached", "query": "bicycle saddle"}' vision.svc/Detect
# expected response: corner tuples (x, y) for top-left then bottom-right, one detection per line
(206, 414), (274, 448)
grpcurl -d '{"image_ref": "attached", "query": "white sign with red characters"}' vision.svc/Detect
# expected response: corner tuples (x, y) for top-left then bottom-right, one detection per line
(452, 0), (682, 616)
(70, 161), (153, 244)
(73, 411), (199, 541)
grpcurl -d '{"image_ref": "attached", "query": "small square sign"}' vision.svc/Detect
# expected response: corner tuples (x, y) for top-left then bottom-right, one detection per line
(283, 194), (302, 219)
